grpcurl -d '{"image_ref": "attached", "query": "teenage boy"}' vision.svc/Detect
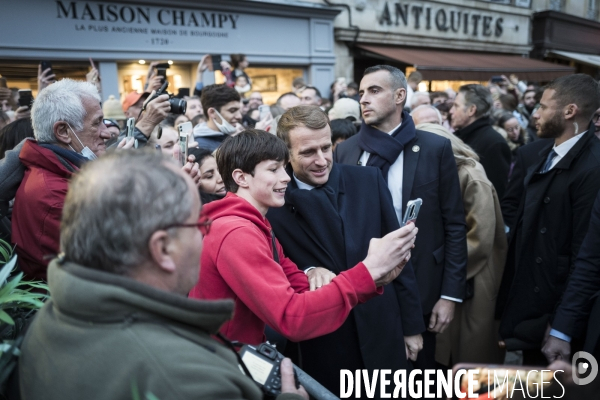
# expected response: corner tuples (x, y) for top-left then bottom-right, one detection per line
(189, 129), (418, 345)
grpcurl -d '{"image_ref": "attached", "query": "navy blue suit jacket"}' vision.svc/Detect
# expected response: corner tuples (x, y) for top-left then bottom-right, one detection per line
(267, 164), (424, 390)
(334, 130), (467, 313)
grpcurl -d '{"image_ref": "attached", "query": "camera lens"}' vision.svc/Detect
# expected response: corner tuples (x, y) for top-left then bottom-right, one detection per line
(169, 98), (187, 115)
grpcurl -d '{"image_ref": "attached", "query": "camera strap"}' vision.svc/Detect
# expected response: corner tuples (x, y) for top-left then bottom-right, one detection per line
(216, 332), (255, 381)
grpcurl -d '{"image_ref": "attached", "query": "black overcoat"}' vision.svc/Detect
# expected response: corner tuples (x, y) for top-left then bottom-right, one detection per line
(497, 129), (600, 348)
(267, 163), (425, 395)
(334, 129), (467, 314)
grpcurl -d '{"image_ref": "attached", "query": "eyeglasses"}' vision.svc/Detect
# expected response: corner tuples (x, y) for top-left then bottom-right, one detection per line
(505, 125), (521, 132)
(162, 215), (212, 236)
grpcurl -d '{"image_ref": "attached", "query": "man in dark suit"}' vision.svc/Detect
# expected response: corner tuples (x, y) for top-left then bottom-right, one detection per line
(451, 84), (512, 200)
(267, 105), (425, 397)
(334, 65), (467, 370)
(496, 74), (600, 365)
(543, 189), (600, 363)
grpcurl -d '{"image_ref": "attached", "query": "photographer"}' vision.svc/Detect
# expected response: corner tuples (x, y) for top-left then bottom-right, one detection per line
(18, 150), (308, 400)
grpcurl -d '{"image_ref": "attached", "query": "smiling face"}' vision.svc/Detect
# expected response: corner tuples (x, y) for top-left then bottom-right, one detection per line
(288, 124), (333, 187)
(243, 159), (290, 215)
(199, 156), (225, 196)
(359, 70), (405, 132)
(211, 100), (242, 126)
(68, 96), (111, 156)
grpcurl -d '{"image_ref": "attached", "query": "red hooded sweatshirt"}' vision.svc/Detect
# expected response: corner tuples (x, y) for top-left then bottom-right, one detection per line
(189, 192), (382, 345)
(12, 141), (76, 281)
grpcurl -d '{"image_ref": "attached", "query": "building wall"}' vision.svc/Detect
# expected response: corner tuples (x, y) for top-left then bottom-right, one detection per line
(532, 0), (599, 20)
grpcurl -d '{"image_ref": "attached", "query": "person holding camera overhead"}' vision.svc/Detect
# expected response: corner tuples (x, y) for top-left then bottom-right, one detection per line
(189, 129), (418, 348)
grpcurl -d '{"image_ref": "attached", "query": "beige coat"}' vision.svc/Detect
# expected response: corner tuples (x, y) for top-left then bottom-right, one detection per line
(436, 161), (507, 365)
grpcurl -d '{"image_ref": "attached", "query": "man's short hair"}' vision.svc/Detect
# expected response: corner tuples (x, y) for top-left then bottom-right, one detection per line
(217, 129), (289, 193)
(200, 84), (241, 117)
(330, 119), (357, 143)
(277, 105), (330, 148)
(276, 92), (299, 107)
(430, 91), (449, 102)
(61, 151), (194, 275)
(544, 74), (600, 121)
(458, 84), (494, 119)
(31, 78), (100, 143)
(407, 71), (423, 84)
(411, 104), (443, 124)
(364, 65), (407, 91)
(410, 92), (431, 110)
(302, 86), (322, 99)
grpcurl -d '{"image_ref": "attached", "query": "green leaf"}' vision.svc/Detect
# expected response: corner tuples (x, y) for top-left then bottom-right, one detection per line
(0, 309), (15, 325)
(0, 256), (15, 285)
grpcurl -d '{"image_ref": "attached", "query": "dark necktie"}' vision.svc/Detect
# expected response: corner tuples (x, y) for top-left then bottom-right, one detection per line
(540, 149), (557, 173)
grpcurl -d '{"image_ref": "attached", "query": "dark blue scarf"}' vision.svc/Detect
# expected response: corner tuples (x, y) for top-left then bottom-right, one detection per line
(39, 144), (87, 170)
(357, 111), (416, 181)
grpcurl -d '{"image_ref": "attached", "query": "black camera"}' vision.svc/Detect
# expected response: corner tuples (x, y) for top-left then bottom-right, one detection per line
(239, 342), (293, 398)
(148, 80), (187, 115)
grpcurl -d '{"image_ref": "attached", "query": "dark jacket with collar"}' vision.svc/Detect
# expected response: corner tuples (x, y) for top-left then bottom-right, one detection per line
(19, 260), (302, 400)
(334, 129), (467, 314)
(552, 190), (600, 347)
(454, 117), (512, 200)
(496, 129), (600, 349)
(267, 163), (424, 396)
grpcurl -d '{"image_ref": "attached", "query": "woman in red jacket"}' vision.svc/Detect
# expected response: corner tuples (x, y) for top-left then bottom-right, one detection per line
(189, 128), (417, 345)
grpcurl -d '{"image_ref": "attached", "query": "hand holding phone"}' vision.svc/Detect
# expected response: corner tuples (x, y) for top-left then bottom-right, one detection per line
(178, 122), (192, 166)
(126, 117), (138, 148)
(401, 198), (422, 226)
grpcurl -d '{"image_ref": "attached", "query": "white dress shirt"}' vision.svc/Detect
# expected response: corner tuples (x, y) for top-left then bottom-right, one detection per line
(293, 173), (315, 191)
(547, 131), (586, 171)
(358, 121), (461, 303)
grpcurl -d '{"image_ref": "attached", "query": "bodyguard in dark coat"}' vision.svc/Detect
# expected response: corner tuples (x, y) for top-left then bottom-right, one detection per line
(543, 190), (600, 363)
(267, 106), (425, 398)
(496, 74), (600, 365)
(335, 65), (467, 371)
(451, 85), (512, 200)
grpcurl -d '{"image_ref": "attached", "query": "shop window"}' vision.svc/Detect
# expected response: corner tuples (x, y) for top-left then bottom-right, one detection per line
(549, 0), (564, 11)
(587, 0), (599, 20)
(216, 67), (304, 105)
(118, 62), (192, 99)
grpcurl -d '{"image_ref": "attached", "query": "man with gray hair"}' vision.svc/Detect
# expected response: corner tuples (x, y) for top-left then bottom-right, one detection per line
(11, 78), (111, 281)
(409, 91), (431, 111)
(411, 104), (442, 126)
(18, 150), (308, 400)
(451, 84), (511, 199)
(335, 64), (467, 373)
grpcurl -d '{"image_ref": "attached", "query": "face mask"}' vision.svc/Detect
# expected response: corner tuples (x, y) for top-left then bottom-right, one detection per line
(67, 123), (97, 161)
(213, 109), (237, 135)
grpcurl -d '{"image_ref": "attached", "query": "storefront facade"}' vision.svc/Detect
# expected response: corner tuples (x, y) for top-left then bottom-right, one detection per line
(321, 0), (572, 88)
(0, 0), (339, 103)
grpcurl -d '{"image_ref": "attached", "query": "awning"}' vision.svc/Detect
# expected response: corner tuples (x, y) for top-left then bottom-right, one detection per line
(550, 50), (600, 68)
(357, 45), (574, 81)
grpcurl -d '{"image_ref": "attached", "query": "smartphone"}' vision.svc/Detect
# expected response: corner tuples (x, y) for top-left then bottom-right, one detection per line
(0, 77), (6, 88)
(210, 54), (222, 71)
(40, 60), (53, 75)
(126, 117), (138, 148)
(258, 105), (271, 120)
(490, 75), (504, 84)
(155, 62), (169, 83)
(18, 89), (33, 108)
(178, 132), (189, 166)
(401, 198), (422, 226)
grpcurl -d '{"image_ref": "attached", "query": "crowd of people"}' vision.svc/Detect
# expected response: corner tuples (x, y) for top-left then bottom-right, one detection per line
(1, 53), (600, 400)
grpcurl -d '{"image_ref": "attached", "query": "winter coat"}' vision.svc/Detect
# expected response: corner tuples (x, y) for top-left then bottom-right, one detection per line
(11, 140), (76, 280)
(193, 122), (227, 152)
(19, 260), (303, 400)
(436, 161), (507, 365)
(189, 192), (382, 345)
(454, 117), (512, 200)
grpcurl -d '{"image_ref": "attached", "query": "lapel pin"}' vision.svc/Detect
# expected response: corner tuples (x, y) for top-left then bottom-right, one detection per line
(412, 145), (420, 152)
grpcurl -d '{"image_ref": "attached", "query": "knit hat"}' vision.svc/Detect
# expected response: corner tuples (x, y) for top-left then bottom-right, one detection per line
(328, 98), (361, 121)
(103, 95), (126, 120)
